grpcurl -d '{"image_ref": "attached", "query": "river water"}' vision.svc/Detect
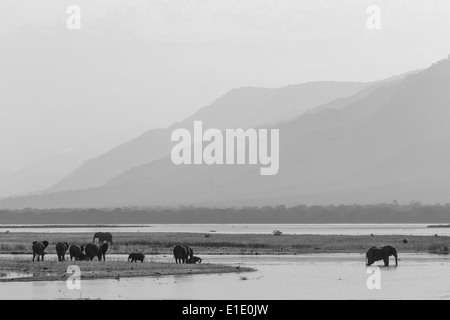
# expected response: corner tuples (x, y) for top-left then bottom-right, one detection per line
(1, 254), (450, 300)
(0, 223), (449, 236)
(1, 224), (450, 299)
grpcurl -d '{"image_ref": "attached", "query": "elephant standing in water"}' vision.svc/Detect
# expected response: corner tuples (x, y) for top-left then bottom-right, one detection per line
(173, 245), (194, 263)
(366, 245), (398, 267)
(85, 243), (109, 261)
(69, 244), (86, 261)
(128, 252), (145, 263)
(32, 241), (49, 261)
(185, 246), (194, 262)
(93, 232), (113, 245)
(85, 243), (100, 261)
(98, 243), (109, 261)
(173, 245), (188, 263)
(56, 242), (69, 261)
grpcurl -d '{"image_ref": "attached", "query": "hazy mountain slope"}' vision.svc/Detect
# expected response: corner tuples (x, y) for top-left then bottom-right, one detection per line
(48, 81), (369, 192)
(1, 58), (448, 208)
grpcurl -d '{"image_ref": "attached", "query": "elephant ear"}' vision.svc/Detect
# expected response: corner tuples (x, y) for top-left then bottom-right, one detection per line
(80, 245), (85, 252)
(43, 241), (49, 248)
(32, 241), (37, 245)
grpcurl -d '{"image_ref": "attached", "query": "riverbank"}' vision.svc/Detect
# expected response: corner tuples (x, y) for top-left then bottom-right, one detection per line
(0, 260), (250, 282)
(0, 232), (448, 255)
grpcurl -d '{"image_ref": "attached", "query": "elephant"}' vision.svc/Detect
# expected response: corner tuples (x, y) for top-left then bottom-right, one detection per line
(128, 252), (145, 263)
(93, 232), (113, 245)
(56, 242), (69, 261)
(78, 252), (88, 261)
(69, 244), (85, 261)
(185, 246), (194, 262)
(187, 256), (202, 264)
(173, 245), (188, 264)
(366, 245), (398, 267)
(85, 243), (100, 261)
(98, 243), (108, 261)
(32, 241), (49, 261)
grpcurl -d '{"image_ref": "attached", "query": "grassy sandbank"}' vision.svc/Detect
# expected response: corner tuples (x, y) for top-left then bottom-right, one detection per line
(0, 232), (448, 255)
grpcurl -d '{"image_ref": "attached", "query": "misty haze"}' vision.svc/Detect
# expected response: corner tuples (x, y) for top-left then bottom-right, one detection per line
(2, 0), (450, 302)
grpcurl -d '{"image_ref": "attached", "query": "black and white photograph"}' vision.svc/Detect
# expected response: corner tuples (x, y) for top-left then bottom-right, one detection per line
(1, 0), (450, 303)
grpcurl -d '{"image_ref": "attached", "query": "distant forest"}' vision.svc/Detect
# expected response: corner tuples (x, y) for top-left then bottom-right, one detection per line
(1, 203), (450, 224)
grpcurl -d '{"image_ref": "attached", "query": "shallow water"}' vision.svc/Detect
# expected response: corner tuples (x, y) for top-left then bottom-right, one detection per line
(1, 254), (450, 300)
(0, 223), (448, 236)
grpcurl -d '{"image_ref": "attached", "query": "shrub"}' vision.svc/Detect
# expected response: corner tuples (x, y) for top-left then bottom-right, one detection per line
(272, 230), (283, 236)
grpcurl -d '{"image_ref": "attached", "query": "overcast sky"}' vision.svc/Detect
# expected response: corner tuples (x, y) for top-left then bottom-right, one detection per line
(1, 0), (450, 179)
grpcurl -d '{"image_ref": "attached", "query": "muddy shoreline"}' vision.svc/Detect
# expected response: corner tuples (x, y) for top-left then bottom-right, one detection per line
(0, 260), (252, 283)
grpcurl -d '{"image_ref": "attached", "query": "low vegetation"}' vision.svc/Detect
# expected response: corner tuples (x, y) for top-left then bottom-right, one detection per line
(428, 243), (450, 255)
(0, 232), (448, 255)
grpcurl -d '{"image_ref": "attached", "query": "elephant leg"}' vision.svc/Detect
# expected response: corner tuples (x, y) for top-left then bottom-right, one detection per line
(42, 255), (44, 261)
(32, 253), (35, 262)
(383, 257), (389, 267)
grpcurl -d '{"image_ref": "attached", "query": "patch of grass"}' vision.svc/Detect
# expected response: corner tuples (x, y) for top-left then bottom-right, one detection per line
(428, 243), (450, 255)
(0, 232), (449, 255)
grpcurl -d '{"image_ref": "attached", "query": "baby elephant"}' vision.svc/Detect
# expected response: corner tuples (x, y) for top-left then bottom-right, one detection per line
(69, 244), (85, 261)
(56, 242), (69, 261)
(128, 252), (145, 263)
(32, 241), (49, 261)
(187, 256), (202, 264)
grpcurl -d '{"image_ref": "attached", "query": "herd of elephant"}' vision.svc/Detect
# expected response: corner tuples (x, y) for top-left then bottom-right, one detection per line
(32, 232), (115, 262)
(32, 240), (109, 262)
(31, 232), (203, 264)
(32, 231), (396, 266)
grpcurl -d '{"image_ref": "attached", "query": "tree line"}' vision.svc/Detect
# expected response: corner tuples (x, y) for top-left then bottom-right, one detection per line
(1, 203), (450, 224)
